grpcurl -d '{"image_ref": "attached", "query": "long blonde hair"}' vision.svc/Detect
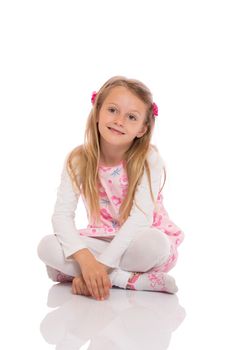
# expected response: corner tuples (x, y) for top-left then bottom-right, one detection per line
(66, 76), (166, 226)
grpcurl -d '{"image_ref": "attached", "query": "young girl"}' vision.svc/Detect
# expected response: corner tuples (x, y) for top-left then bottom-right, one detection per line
(37, 75), (184, 301)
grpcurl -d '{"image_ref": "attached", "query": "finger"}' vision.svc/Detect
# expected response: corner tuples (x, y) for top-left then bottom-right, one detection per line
(82, 280), (91, 294)
(80, 281), (88, 295)
(84, 275), (102, 300)
(95, 276), (104, 299)
(85, 278), (95, 298)
(104, 280), (111, 298)
(77, 280), (86, 295)
(72, 280), (78, 294)
(99, 277), (107, 299)
(76, 280), (82, 294)
(96, 279), (104, 299)
(76, 285), (82, 295)
(92, 278), (101, 300)
(73, 279), (83, 295)
(83, 284), (91, 296)
(72, 282), (76, 294)
(99, 277), (108, 300)
(75, 279), (83, 295)
(103, 277), (111, 297)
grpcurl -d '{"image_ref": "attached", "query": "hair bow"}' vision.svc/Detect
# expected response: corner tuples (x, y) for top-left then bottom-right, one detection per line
(91, 91), (97, 105)
(152, 102), (158, 117)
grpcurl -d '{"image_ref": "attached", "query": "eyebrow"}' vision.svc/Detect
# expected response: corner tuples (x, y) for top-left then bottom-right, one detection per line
(107, 102), (141, 115)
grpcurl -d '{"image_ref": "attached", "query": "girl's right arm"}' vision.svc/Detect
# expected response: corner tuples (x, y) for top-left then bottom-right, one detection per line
(52, 153), (111, 300)
(51, 153), (88, 261)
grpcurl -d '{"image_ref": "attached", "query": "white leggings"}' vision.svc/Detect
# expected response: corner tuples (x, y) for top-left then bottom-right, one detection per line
(37, 228), (171, 280)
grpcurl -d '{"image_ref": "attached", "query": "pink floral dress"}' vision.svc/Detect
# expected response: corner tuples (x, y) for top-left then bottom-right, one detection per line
(77, 160), (184, 272)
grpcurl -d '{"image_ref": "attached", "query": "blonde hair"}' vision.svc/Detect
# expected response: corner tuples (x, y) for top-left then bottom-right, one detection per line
(66, 75), (166, 226)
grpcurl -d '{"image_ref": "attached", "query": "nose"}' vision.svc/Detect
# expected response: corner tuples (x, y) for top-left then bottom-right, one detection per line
(114, 113), (125, 126)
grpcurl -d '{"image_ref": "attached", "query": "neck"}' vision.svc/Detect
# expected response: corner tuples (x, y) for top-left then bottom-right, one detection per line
(99, 140), (130, 166)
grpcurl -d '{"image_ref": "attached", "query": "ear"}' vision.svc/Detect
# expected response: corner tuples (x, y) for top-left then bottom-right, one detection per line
(136, 124), (148, 138)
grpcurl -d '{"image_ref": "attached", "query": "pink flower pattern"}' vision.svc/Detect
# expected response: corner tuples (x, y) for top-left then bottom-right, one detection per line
(99, 185), (107, 198)
(56, 272), (74, 283)
(147, 271), (166, 292)
(111, 195), (122, 206)
(119, 175), (128, 197)
(100, 208), (113, 220)
(77, 162), (184, 269)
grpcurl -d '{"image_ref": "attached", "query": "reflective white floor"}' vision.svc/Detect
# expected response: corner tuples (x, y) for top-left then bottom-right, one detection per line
(39, 283), (185, 349)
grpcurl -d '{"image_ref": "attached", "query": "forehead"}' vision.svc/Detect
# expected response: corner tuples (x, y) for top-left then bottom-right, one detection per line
(103, 86), (147, 113)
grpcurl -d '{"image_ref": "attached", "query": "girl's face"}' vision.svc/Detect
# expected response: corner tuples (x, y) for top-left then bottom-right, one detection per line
(97, 86), (148, 147)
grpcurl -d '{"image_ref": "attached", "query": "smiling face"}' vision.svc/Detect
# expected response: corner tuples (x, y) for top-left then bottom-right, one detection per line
(96, 86), (148, 151)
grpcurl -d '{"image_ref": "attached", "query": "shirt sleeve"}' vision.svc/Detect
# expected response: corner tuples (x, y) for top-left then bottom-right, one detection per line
(96, 147), (165, 269)
(51, 153), (88, 260)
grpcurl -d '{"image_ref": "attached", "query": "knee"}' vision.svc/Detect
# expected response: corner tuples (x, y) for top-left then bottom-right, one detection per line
(149, 229), (171, 261)
(121, 228), (171, 272)
(37, 235), (56, 263)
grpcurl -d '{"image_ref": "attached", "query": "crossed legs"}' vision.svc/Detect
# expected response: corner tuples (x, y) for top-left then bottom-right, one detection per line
(37, 228), (177, 293)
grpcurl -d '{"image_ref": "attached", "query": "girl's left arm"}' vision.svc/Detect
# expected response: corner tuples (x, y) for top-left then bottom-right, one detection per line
(95, 147), (164, 269)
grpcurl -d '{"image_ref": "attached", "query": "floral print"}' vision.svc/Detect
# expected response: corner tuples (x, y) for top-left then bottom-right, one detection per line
(78, 161), (185, 269)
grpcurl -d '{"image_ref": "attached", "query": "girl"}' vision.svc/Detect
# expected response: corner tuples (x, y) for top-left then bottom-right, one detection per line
(37, 76), (184, 301)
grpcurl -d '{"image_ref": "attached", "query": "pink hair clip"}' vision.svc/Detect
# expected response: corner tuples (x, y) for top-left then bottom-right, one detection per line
(91, 91), (97, 105)
(152, 102), (158, 117)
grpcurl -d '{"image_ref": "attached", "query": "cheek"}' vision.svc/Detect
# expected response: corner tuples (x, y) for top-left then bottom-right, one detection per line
(98, 110), (104, 120)
(99, 112), (111, 125)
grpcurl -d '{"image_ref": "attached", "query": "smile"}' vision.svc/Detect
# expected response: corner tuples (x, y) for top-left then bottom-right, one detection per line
(107, 127), (125, 135)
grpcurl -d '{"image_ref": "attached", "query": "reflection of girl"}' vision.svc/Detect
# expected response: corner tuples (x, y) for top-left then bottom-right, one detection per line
(37, 76), (184, 301)
(40, 283), (186, 349)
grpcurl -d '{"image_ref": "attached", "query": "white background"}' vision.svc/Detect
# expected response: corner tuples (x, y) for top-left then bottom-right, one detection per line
(0, 0), (232, 349)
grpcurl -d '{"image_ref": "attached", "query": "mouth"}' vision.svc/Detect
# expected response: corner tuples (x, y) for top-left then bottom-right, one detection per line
(107, 127), (125, 135)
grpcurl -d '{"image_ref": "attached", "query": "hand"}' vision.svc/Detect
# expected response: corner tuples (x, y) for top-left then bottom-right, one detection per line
(72, 275), (92, 296)
(73, 248), (112, 300)
(79, 257), (112, 300)
(83, 261), (112, 300)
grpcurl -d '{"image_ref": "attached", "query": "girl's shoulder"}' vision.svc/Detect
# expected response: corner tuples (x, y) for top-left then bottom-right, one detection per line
(148, 144), (158, 157)
(60, 144), (83, 178)
(147, 144), (165, 169)
(148, 144), (161, 161)
(64, 144), (83, 162)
